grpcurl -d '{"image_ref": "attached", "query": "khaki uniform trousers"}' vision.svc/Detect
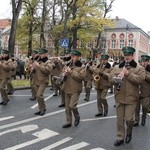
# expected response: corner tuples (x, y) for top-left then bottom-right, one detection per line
(65, 92), (80, 124)
(96, 88), (108, 114)
(135, 97), (150, 123)
(84, 80), (92, 101)
(0, 78), (10, 102)
(30, 78), (36, 99)
(7, 75), (14, 94)
(60, 88), (65, 105)
(34, 83), (47, 111)
(116, 103), (136, 140)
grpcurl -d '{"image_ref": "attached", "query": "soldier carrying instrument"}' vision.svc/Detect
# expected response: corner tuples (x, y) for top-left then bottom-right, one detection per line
(0, 50), (15, 105)
(109, 46), (145, 146)
(32, 48), (52, 116)
(134, 55), (150, 126)
(62, 50), (85, 128)
(94, 54), (112, 117)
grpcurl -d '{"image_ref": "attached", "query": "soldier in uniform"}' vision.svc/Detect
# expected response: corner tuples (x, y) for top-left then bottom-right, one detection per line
(7, 53), (17, 95)
(62, 50), (85, 128)
(83, 56), (93, 102)
(27, 50), (40, 100)
(109, 47), (145, 146)
(0, 50), (14, 105)
(94, 54), (112, 117)
(134, 55), (150, 126)
(58, 49), (71, 107)
(32, 48), (51, 116)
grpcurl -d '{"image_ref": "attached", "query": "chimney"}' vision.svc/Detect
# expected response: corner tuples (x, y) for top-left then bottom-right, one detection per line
(116, 16), (119, 20)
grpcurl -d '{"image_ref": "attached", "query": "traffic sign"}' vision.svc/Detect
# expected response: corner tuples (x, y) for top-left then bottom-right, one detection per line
(60, 38), (69, 48)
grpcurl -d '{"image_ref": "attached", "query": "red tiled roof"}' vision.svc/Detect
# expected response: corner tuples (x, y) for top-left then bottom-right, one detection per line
(0, 19), (11, 29)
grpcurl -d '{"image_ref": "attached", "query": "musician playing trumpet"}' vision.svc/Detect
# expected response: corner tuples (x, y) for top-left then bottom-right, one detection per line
(94, 54), (112, 117)
(109, 47), (145, 146)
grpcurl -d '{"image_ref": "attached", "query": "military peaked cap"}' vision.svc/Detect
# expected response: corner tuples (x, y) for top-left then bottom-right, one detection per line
(2, 49), (9, 54)
(71, 50), (81, 56)
(38, 48), (48, 54)
(101, 54), (109, 60)
(96, 49), (103, 54)
(64, 49), (71, 54)
(122, 46), (135, 53)
(32, 50), (38, 54)
(141, 55), (150, 61)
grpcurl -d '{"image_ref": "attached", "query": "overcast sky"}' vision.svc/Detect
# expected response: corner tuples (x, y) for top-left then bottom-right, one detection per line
(0, 0), (150, 33)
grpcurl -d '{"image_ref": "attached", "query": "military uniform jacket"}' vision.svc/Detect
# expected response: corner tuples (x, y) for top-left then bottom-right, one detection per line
(140, 65), (150, 98)
(84, 65), (93, 81)
(109, 60), (145, 104)
(63, 60), (85, 94)
(94, 62), (112, 89)
(0, 59), (13, 79)
(33, 57), (52, 86)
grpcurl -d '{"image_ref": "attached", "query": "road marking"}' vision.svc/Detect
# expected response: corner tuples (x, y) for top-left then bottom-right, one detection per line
(9, 94), (52, 97)
(41, 137), (73, 150)
(31, 93), (55, 109)
(60, 142), (90, 150)
(91, 148), (106, 150)
(5, 129), (59, 150)
(81, 116), (116, 122)
(0, 116), (14, 122)
(0, 125), (38, 136)
(0, 95), (114, 130)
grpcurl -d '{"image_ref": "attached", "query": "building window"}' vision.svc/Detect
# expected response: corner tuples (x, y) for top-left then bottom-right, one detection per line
(120, 40), (125, 49)
(128, 40), (133, 47)
(101, 40), (106, 49)
(111, 40), (116, 49)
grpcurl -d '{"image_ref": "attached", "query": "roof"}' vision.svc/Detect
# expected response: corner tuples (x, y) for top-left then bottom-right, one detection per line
(105, 17), (140, 30)
(104, 17), (149, 37)
(0, 19), (11, 29)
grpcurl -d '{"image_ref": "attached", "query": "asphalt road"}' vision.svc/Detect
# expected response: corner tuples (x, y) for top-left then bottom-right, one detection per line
(0, 87), (150, 150)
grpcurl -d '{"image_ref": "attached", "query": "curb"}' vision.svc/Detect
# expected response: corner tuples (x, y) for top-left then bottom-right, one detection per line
(14, 85), (51, 91)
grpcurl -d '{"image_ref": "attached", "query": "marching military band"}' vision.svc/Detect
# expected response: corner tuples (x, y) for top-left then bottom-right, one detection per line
(0, 46), (150, 147)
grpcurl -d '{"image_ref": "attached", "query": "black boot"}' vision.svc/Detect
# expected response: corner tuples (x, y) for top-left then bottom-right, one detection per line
(125, 121), (134, 143)
(74, 117), (80, 126)
(114, 140), (124, 146)
(141, 108), (147, 126)
(62, 123), (72, 128)
(125, 134), (132, 143)
(95, 112), (103, 117)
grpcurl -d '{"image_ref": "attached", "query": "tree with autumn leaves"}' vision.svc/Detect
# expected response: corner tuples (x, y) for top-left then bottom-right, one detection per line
(8, 0), (116, 56)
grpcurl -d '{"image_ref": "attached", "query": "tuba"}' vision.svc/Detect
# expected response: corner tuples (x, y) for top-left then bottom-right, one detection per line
(93, 75), (100, 90)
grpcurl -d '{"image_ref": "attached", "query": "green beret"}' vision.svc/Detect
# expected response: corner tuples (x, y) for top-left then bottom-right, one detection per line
(38, 48), (48, 54)
(101, 54), (109, 60)
(64, 49), (71, 54)
(32, 50), (38, 54)
(2, 49), (9, 54)
(71, 50), (81, 56)
(141, 55), (150, 61)
(122, 46), (135, 54)
(96, 49), (102, 54)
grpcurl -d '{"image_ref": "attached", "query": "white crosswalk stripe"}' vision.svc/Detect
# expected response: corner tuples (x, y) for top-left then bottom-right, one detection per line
(60, 142), (90, 150)
(41, 137), (73, 150)
(0, 116), (14, 122)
